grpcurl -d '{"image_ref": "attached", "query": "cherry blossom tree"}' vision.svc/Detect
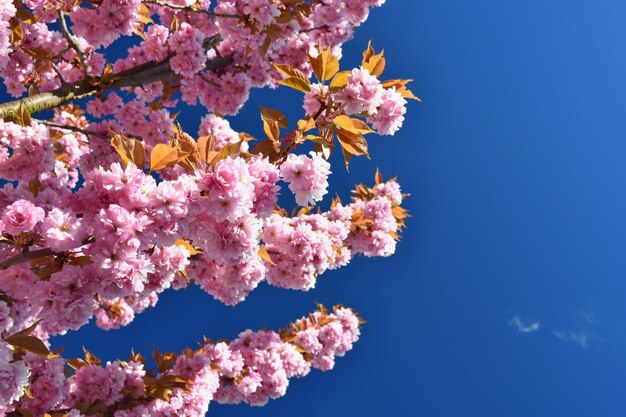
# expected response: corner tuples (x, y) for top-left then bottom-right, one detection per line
(0, 0), (418, 415)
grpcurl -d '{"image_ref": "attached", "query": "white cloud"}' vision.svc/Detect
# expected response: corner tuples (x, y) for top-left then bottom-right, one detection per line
(509, 315), (540, 333)
(553, 330), (591, 349)
(552, 311), (600, 349)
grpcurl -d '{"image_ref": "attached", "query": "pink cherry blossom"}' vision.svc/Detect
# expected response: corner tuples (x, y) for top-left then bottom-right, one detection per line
(1, 199), (45, 235)
(280, 152), (331, 206)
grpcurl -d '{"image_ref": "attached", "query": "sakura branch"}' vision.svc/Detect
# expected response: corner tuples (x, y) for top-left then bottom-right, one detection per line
(0, 0), (418, 414)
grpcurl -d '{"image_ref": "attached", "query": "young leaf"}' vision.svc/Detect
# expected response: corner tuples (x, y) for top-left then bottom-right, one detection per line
(315, 45), (339, 81)
(333, 115), (374, 135)
(258, 246), (276, 265)
(375, 168), (384, 185)
(272, 63), (309, 82)
(110, 132), (145, 168)
(336, 129), (370, 158)
(150, 144), (179, 172)
(272, 63), (311, 92)
(260, 106), (288, 128)
(297, 118), (315, 132)
(5, 334), (51, 357)
(175, 239), (202, 256)
(362, 41), (385, 77)
(381, 79), (422, 101)
(263, 119), (280, 141)
(276, 76), (311, 93)
(329, 71), (350, 90)
(83, 347), (102, 366)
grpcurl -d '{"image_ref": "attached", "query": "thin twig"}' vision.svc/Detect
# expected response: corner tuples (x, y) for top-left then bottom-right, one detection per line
(58, 11), (90, 78)
(302, 25), (330, 33)
(34, 119), (108, 139)
(142, 0), (243, 18)
(48, 61), (68, 85)
(0, 248), (58, 270)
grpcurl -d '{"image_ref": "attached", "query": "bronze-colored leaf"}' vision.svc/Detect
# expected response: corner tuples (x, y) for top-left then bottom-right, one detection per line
(150, 144), (179, 172)
(137, 3), (153, 24)
(317, 45), (339, 81)
(361, 41), (385, 77)
(260, 106), (288, 128)
(16, 9), (37, 24)
(83, 347), (101, 366)
(272, 63), (309, 83)
(333, 115), (374, 135)
(258, 245), (276, 265)
(262, 119), (280, 142)
(329, 71), (350, 90)
(276, 76), (311, 93)
(175, 239), (202, 256)
(5, 334), (51, 357)
(336, 129), (369, 157)
(375, 168), (384, 185)
(110, 132), (145, 168)
(297, 118), (315, 132)
(28, 177), (43, 197)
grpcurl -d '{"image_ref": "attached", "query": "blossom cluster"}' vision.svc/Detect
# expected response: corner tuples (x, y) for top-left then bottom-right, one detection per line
(0, 112), (405, 337)
(0, 0), (416, 413)
(1, 0), (389, 116)
(305, 67), (408, 136)
(1, 305), (361, 416)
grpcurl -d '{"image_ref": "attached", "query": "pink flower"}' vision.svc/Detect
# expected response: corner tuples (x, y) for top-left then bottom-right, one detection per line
(0, 342), (30, 406)
(302, 83), (328, 116)
(335, 67), (384, 115)
(242, 0), (280, 26)
(198, 157), (255, 223)
(367, 87), (407, 135)
(248, 156), (280, 218)
(280, 152), (331, 206)
(168, 22), (206, 78)
(41, 208), (86, 251)
(197, 114), (240, 150)
(2, 199), (45, 235)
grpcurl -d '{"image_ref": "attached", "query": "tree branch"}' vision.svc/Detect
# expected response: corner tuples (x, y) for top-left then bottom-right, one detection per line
(0, 54), (234, 119)
(33, 119), (108, 138)
(0, 248), (58, 270)
(58, 11), (91, 77)
(142, 0), (244, 18)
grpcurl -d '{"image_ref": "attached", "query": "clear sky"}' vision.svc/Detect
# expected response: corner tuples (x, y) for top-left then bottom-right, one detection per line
(32, 0), (626, 416)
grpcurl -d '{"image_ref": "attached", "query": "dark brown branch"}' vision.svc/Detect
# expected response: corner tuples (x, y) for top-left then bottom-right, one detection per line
(142, 0), (243, 18)
(0, 54), (234, 119)
(58, 11), (90, 77)
(34, 119), (108, 138)
(0, 248), (58, 270)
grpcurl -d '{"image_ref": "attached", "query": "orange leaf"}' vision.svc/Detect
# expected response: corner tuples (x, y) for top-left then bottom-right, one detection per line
(150, 144), (179, 172)
(361, 41), (385, 77)
(336, 129), (370, 158)
(272, 63), (309, 82)
(297, 118), (315, 132)
(333, 115), (374, 135)
(375, 168), (384, 185)
(276, 76), (311, 93)
(83, 347), (101, 366)
(175, 239), (202, 256)
(258, 245), (276, 265)
(318, 45), (339, 81)
(110, 132), (145, 168)
(5, 334), (51, 357)
(329, 71), (350, 90)
(260, 106), (288, 128)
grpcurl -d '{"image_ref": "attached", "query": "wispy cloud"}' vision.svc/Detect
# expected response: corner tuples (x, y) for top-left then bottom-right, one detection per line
(509, 315), (540, 333)
(553, 330), (592, 348)
(552, 311), (600, 349)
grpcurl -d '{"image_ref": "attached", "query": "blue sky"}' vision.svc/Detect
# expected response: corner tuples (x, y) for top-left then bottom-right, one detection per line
(10, 0), (626, 415)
